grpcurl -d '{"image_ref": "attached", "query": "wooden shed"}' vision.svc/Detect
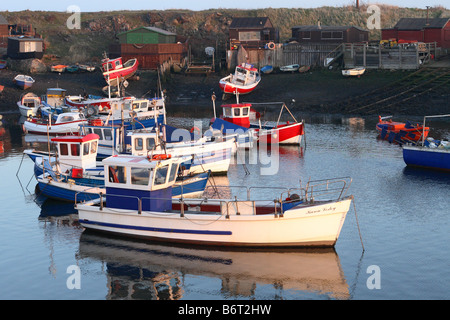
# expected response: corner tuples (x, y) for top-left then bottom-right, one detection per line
(117, 26), (177, 44)
(7, 36), (44, 59)
(291, 24), (369, 44)
(382, 18), (450, 49)
(113, 26), (187, 70)
(0, 15), (8, 49)
(229, 17), (279, 49)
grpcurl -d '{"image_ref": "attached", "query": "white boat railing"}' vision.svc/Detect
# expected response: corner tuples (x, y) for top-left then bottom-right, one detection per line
(420, 114), (450, 146)
(75, 177), (352, 216)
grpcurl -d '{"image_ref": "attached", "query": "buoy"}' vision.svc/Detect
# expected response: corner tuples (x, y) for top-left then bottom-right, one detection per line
(150, 154), (171, 161)
(267, 42), (275, 50)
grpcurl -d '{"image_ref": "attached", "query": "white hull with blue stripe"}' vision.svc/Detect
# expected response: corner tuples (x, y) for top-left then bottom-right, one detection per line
(77, 156), (353, 248)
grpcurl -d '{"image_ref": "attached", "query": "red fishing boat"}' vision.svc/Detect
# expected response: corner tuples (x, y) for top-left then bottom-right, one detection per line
(219, 63), (261, 95)
(211, 102), (304, 145)
(101, 56), (138, 86)
(376, 116), (429, 143)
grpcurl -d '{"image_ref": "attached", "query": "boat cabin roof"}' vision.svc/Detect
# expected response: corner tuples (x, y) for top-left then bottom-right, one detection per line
(51, 133), (99, 143)
(103, 154), (172, 169)
(46, 88), (66, 95)
(238, 63), (257, 72)
(55, 112), (85, 123)
(221, 103), (252, 109)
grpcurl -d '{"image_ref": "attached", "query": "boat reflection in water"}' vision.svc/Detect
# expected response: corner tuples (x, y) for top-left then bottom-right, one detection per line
(77, 232), (349, 300)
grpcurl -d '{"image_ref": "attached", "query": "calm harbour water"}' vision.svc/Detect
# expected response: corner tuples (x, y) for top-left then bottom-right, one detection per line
(0, 111), (449, 300)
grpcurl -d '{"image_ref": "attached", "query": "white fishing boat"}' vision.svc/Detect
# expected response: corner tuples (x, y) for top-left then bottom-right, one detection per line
(219, 63), (261, 95)
(280, 64), (299, 72)
(342, 67), (365, 77)
(23, 112), (88, 135)
(27, 134), (210, 201)
(76, 154), (354, 248)
(128, 129), (234, 175)
(17, 92), (42, 117)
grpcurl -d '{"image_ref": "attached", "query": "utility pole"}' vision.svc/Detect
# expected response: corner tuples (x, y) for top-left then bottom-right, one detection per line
(356, 0), (359, 9)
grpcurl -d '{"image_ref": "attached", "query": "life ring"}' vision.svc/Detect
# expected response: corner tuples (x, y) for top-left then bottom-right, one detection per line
(267, 42), (275, 50)
(149, 154), (171, 161)
(190, 126), (201, 135)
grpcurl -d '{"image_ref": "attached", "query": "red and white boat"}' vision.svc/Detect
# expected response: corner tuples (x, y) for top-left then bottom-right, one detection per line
(65, 95), (121, 113)
(219, 63), (261, 95)
(211, 102), (304, 145)
(101, 56), (139, 86)
(23, 112), (88, 135)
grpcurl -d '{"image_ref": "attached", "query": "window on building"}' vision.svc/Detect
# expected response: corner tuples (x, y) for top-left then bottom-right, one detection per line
(239, 31), (261, 41)
(321, 31), (343, 40)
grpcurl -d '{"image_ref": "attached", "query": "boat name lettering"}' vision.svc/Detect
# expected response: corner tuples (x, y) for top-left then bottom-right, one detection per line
(307, 206), (336, 214)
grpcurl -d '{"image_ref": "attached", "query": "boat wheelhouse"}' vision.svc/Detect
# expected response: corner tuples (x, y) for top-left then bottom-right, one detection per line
(77, 162), (354, 248)
(211, 102), (305, 145)
(102, 56), (139, 87)
(219, 63), (261, 95)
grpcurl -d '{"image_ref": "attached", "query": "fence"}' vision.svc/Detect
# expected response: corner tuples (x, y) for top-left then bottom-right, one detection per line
(227, 43), (342, 70)
(343, 42), (438, 70)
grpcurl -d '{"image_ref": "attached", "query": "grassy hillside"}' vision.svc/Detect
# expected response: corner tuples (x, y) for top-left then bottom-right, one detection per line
(1, 5), (449, 63)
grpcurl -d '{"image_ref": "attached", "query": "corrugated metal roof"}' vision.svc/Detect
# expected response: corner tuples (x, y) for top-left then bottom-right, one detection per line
(229, 17), (272, 29)
(0, 14), (8, 25)
(394, 18), (450, 30)
(117, 26), (176, 36)
(292, 25), (368, 32)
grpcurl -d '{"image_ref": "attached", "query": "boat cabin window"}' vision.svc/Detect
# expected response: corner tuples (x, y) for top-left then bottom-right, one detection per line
(109, 166), (126, 184)
(93, 128), (103, 140)
(91, 141), (97, 154)
(224, 107), (232, 117)
(104, 63), (113, 71)
(132, 102), (140, 110)
(147, 138), (156, 150)
(234, 108), (240, 116)
(71, 144), (80, 156)
(59, 115), (74, 122)
(131, 167), (151, 186)
(83, 142), (90, 155)
(168, 163), (178, 182)
(141, 101), (147, 110)
(115, 60), (121, 68)
(60, 143), (69, 156)
(154, 165), (169, 185)
(83, 141), (97, 155)
(242, 107), (249, 116)
(134, 138), (144, 151)
(104, 129), (112, 141)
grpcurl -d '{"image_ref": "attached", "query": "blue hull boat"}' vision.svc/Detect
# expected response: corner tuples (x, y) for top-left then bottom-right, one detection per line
(403, 142), (450, 171)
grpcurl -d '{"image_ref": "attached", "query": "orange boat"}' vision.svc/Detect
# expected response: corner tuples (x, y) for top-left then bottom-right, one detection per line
(376, 116), (429, 144)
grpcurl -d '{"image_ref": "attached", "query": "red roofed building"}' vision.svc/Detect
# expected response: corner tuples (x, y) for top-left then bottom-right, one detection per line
(382, 18), (450, 49)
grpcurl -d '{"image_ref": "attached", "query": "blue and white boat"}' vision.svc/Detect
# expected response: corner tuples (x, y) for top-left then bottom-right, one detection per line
(76, 155), (354, 248)
(26, 133), (211, 201)
(402, 114), (450, 171)
(13, 74), (35, 90)
(260, 65), (273, 74)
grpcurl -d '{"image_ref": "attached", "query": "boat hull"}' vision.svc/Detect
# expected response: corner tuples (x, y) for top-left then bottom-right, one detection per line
(403, 145), (450, 171)
(37, 171), (210, 202)
(219, 78), (260, 95)
(23, 119), (87, 135)
(376, 120), (429, 143)
(254, 122), (304, 145)
(77, 198), (352, 247)
(103, 59), (138, 86)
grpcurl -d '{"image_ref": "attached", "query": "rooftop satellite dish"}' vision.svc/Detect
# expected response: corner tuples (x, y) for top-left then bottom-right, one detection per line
(205, 47), (215, 56)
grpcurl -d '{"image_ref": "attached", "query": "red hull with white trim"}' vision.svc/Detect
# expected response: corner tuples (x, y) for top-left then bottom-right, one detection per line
(256, 122), (304, 145)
